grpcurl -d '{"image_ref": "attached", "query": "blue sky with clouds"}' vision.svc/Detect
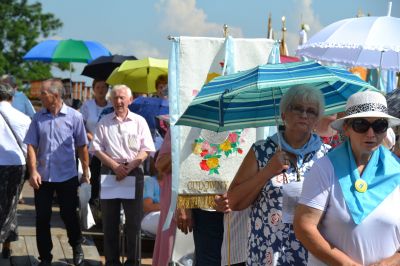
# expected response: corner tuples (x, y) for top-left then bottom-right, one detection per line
(29, 0), (400, 84)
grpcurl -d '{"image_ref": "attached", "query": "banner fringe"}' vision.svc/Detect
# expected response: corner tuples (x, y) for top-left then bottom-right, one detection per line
(177, 195), (217, 209)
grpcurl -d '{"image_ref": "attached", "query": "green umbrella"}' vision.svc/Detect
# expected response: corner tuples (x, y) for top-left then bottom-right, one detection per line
(23, 39), (111, 63)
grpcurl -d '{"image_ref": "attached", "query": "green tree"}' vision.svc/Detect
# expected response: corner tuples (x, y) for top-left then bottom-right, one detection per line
(0, 0), (66, 81)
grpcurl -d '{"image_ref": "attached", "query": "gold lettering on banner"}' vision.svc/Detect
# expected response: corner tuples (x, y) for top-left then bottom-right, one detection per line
(187, 181), (194, 191)
(185, 181), (229, 192)
(198, 182), (204, 191)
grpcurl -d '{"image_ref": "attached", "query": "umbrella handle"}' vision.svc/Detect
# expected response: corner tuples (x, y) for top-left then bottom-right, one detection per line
(69, 63), (73, 97)
(272, 87), (282, 148)
(276, 145), (286, 174)
(387, 1), (392, 16)
(377, 51), (385, 90)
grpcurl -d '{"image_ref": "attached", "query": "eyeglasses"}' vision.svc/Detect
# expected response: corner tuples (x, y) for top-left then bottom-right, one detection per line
(350, 118), (388, 134)
(290, 105), (319, 118)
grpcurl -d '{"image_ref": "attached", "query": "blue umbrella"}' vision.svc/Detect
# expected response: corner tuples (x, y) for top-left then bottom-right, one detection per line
(98, 96), (169, 135)
(176, 61), (377, 132)
(129, 96), (169, 134)
(23, 39), (111, 63)
(23, 39), (111, 90)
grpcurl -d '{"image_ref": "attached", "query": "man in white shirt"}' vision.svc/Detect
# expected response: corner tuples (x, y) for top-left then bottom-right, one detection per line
(90, 85), (155, 266)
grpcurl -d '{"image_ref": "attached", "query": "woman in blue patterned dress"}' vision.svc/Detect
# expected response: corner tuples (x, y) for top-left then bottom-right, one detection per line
(228, 85), (329, 265)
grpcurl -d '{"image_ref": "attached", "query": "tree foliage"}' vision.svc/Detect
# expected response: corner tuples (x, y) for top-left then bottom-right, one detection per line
(0, 0), (65, 81)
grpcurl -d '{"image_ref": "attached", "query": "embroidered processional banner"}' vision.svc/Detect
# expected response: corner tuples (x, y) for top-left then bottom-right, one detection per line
(169, 37), (274, 210)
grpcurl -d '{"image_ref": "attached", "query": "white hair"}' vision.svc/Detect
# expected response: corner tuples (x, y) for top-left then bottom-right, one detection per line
(111, 84), (132, 98)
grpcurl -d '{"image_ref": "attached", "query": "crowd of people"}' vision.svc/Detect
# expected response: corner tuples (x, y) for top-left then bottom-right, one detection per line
(0, 73), (399, 266)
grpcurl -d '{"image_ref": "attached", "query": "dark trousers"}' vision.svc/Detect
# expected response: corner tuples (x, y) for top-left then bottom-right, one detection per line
(89, 156), (102, 201)
(34, 177), (82, 261)
(100, 167), (144, 265)
(192, 209), (224, 266)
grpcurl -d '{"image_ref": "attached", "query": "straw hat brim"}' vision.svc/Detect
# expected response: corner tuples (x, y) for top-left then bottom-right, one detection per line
(331, 111), (400, 131)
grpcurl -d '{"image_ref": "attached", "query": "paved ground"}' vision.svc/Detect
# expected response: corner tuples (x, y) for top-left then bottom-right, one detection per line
(0, 182), (153, 266)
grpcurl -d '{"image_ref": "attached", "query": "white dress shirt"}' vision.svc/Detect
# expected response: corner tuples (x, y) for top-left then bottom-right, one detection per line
(90, 111), (155, 162)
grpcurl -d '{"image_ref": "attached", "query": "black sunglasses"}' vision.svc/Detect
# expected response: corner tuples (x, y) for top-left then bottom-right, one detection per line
(350, 118), (389, 134)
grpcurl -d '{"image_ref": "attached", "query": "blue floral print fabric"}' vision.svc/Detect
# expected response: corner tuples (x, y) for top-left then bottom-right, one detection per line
(247, 137), (329, 266)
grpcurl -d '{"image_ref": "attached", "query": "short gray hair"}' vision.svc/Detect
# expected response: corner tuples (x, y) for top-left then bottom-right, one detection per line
(0, 83), (15, 101)
(1, 74), (17, 88)
(111, 84), (132, 98)
(42, 78), (64, 97)
(280, 85), (325, 118)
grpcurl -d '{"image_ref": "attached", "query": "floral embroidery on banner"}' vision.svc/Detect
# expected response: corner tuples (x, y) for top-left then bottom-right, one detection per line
(193, 130), (244, 175)
(191, 59), (243, 175)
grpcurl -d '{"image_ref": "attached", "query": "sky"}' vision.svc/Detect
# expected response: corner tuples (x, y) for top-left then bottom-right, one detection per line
(29, 0), (400, 85)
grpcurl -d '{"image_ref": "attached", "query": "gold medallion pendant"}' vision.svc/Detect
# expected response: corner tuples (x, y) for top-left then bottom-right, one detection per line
(354, 179), (368, 193)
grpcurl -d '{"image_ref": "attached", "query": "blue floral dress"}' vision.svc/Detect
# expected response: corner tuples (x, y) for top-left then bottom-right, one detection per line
(247, 137), (328, 266)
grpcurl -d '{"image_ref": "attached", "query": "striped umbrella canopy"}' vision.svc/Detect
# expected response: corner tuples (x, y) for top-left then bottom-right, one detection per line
(176, 61), (377, 132)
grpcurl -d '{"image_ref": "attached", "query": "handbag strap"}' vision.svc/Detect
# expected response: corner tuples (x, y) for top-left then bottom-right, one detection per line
(0, 109), (25, 153)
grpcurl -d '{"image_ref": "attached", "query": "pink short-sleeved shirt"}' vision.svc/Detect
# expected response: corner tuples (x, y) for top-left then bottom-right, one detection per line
(90, 111), (155, 162)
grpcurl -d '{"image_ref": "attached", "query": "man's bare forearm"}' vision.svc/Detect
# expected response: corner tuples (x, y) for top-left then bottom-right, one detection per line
(77, 145), (89, 175)
(95, 150), (119, 170)
(26, 144), (38, 174)
(127, 150), (149, 170)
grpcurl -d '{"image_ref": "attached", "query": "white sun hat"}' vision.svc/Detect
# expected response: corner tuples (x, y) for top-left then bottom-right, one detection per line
(331, 90), (400, 131)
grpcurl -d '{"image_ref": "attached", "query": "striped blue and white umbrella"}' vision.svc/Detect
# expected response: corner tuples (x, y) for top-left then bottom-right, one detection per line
(176, 61), (377, 132)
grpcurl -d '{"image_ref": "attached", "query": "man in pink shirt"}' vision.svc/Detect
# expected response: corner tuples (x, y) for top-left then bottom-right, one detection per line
(90, 85), (155, 266)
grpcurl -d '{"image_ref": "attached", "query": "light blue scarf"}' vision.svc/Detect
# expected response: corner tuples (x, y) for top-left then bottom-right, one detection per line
(328, 140), (400, 224)
(271, 131), (322, 166)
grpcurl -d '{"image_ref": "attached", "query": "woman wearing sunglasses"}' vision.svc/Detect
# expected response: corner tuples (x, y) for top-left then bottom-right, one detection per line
(294, 91), (400, 266)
